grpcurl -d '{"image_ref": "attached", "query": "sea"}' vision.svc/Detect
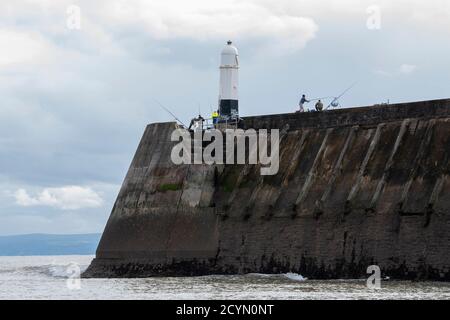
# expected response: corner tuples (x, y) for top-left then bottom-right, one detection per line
(0, 255), (449, 300)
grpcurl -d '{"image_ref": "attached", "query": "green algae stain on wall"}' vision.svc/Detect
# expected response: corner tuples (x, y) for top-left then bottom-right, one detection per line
(157, 183), (182, 192)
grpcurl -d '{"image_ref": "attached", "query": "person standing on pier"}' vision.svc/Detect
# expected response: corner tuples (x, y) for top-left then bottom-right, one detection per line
(299, 94), (310, 112)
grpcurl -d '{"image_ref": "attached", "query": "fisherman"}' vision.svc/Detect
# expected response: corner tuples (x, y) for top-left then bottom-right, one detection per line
(212, 110), (219, 125)
(298, 94), (310, 112)
(315, 99), (324, 112)
(188, 114), (205, 131)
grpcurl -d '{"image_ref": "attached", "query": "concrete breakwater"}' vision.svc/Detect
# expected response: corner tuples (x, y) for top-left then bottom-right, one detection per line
(84, 99), (450, 280)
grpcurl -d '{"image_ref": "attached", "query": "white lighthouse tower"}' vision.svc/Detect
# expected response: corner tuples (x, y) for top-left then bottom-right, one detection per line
(219, 40), (239, 120)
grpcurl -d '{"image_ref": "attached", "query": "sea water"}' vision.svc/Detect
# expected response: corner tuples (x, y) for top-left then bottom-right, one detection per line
(0, 256), (449, 300)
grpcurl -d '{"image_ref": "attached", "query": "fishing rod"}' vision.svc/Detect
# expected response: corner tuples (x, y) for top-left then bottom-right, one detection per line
(325, 82), (357, 110)
(154, 99), (188, 128)
(309, 96), (334, 101)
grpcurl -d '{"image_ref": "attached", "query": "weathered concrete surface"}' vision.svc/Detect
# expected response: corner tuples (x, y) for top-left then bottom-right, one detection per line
(83, 99), (450, 280)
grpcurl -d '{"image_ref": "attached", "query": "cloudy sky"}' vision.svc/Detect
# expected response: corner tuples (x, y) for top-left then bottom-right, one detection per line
(1, 0), (449, 235)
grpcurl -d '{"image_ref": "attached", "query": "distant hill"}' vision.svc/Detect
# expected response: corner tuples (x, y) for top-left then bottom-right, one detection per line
(0, 233), (101, 256)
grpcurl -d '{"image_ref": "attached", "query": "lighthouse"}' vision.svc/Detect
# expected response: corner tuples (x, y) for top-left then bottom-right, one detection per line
(219, 40), (239, 120)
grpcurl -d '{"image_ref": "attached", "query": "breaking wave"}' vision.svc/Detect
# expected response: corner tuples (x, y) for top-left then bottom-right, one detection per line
(16, 263), (88, 278)
(247, 273), (307, 281)
(283, 273), (307, 281)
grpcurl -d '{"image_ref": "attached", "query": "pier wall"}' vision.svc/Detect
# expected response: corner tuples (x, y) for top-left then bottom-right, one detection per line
(84, 99), (450, 280)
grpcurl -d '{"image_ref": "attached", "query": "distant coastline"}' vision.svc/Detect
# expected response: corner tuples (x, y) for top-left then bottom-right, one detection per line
(0, 233), (101, 256)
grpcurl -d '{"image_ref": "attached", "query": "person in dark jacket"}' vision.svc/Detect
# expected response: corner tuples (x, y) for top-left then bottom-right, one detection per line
(188, 114), (205, 131)
(299, 94), (310, 112)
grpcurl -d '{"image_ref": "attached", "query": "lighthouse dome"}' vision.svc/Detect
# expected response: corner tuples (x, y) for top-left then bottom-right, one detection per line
(220, 41), (239, 67)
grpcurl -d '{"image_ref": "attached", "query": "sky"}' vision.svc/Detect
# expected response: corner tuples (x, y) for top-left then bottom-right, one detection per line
(0, 0), (449, 235)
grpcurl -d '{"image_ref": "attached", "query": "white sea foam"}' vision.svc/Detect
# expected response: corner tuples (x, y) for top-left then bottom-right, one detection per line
(47, 265), (72, 278)
(283, 273), (307, 281)
(246, 272), (307, 281)
(246, 273), (275, 278)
